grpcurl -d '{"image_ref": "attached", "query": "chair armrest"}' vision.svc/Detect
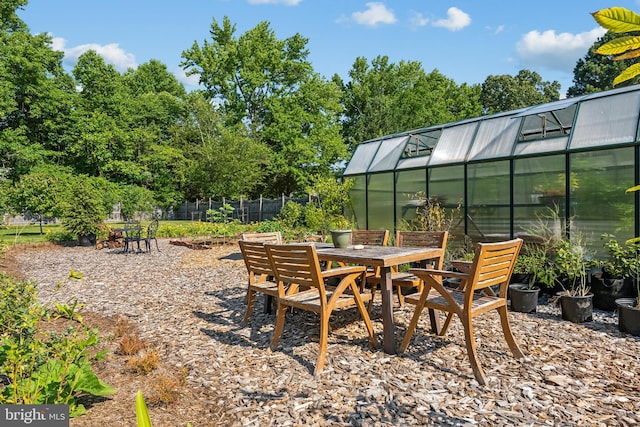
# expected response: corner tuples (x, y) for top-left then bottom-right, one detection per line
(408, 268), (468, 281)
(321, 265), (366, 279)
(450, 260), (472, 273)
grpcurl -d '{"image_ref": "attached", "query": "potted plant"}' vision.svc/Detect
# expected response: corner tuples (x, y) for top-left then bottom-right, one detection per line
(554, 235), (596, 323)
(614, 185), (640, 336)
(590, 234), (637, 311)
(329, 215), (352, 248)
(509, 246), (545, 313)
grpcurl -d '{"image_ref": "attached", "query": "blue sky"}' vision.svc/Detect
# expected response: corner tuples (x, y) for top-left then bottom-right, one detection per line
(17, 0), (640, 97)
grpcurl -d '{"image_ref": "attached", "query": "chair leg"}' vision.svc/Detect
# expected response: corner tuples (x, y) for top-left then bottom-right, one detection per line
(396, 285), (404, 307)
(269, 303), (288, 350)
(352, 286), (379, 348)
(399, 292), (430, 353)
(462, 316), (487, 386)
(367, 283), (377, 313)
(242, 289), (256, 324)
(497, 306), (525, 358)
(314, 311), (330, 375)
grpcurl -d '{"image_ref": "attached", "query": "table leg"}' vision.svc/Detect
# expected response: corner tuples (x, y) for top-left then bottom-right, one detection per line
(379, 266), (396, 354)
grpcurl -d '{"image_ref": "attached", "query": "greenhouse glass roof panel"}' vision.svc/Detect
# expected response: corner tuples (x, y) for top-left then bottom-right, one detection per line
(367, 135), (409, 172)
(467, 116), (520, 160)
(570, 90), (640, 149)
(343, 140), (381, 175)
(428, 122), (477, 165)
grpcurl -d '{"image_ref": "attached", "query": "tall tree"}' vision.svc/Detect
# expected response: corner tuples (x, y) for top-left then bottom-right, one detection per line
(181, 16), (312, 137)
(0, 0), (77, 181)
(261, 74), (347, 196)
(171, 94), (271, 199)
(480, 69), (560, 115)
(339, 55), (482, 149)
(568, 31), (640, 97)
(181, 16), (345, 197)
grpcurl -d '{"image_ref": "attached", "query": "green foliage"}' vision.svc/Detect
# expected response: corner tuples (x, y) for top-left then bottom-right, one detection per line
(592, 7), (640, 86)
(399, 192), (461, 232)
(119, 185), (156, 221)
(480, 69), (560, 114)
(206, 204), (234, 223)
(304, 176), (354, 237)
(340, 55), (482, 147)
(61, 177), (107, 240)
(514, 245), (549, 289)
(0, 274), (114, 417)
(136, 390), (153, 427)
(276, 201), (305, 229)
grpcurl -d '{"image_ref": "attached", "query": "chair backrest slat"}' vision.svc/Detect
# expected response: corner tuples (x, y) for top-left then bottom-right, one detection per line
(396, 231), (448, 269)
(351, 230), (389, 246)
(238, 240), (274, 278)
(265, 244), (325, 294)
(468, 239), (522, 293)
(240, 231), (283, 244)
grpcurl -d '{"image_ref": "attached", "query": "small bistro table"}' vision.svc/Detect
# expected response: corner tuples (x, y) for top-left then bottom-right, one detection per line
(315, 244), (444, 354)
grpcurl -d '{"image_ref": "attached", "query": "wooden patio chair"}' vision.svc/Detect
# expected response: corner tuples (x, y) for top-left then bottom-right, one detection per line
(240, 231), (283, 244)
(399, 238), (524, 385)
(239, 231), (284, 315)
(238, 240), (282, 324)
(265, 243), (379, 375)
(367, 231), (448, 307)
(351, 229), (389, 246)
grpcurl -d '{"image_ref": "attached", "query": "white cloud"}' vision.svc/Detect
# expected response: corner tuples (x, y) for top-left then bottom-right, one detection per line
(516, 27), (607, 73)
(175, 68), (201, 88)
(432, 7), (471, 32)
(409, 12), (429, 29)
(352, 2), (397, 27)
(51, 36), (137, 72)
(248, 0), (301, 4)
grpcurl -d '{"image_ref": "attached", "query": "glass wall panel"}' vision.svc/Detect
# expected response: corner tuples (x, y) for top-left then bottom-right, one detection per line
(570, 92), (640, 149)
(343, 141), (380, 175)
(466, 161), (511, 240)
(345, 175), (367, 229)
(513, 155), (566, 240)
(367, 173), (395, 231)
(570, 148), (635, 252)
(428, 165), (465, 240)
(395, 169), (427, 229)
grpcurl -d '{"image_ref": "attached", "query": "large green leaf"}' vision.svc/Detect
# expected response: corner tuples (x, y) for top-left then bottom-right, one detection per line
(613, 63), (640, 85)
(135, 390), (153, 427)
(592, 7), (640, 33)
(596, 35), (640, 55)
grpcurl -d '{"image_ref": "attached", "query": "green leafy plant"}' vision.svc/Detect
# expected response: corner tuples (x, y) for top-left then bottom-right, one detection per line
(53, 298), (85, 323)
(400, 192), (461, 232)
(0, 274), (115, 417)
(513, 245), (548, 289)
(554, 236), (595, 297)
(592, 7), (640, 86)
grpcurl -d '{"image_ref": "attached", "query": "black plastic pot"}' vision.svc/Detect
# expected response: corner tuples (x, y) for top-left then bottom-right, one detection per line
(509, 284), (539, 313)
(590, 275), (635, 311)
(615, 298), (640, 336)
(559, 292), (593, 323)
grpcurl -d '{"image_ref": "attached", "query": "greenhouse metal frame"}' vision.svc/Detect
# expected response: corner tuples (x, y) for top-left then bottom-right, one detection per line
(342, 84), (640, 252)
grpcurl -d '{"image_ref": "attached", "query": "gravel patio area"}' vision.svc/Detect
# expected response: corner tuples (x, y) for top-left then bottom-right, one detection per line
(12, 239), (640, 426)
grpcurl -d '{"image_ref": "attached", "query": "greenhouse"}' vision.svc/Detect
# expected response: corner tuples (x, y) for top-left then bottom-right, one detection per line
(342, 84), (640, 252)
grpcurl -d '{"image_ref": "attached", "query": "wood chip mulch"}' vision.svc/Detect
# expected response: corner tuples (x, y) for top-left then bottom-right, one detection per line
(7, 240), (640, 426)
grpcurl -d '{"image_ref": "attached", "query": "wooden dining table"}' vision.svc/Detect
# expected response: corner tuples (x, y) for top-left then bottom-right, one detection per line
(315, 244), (445, 354)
